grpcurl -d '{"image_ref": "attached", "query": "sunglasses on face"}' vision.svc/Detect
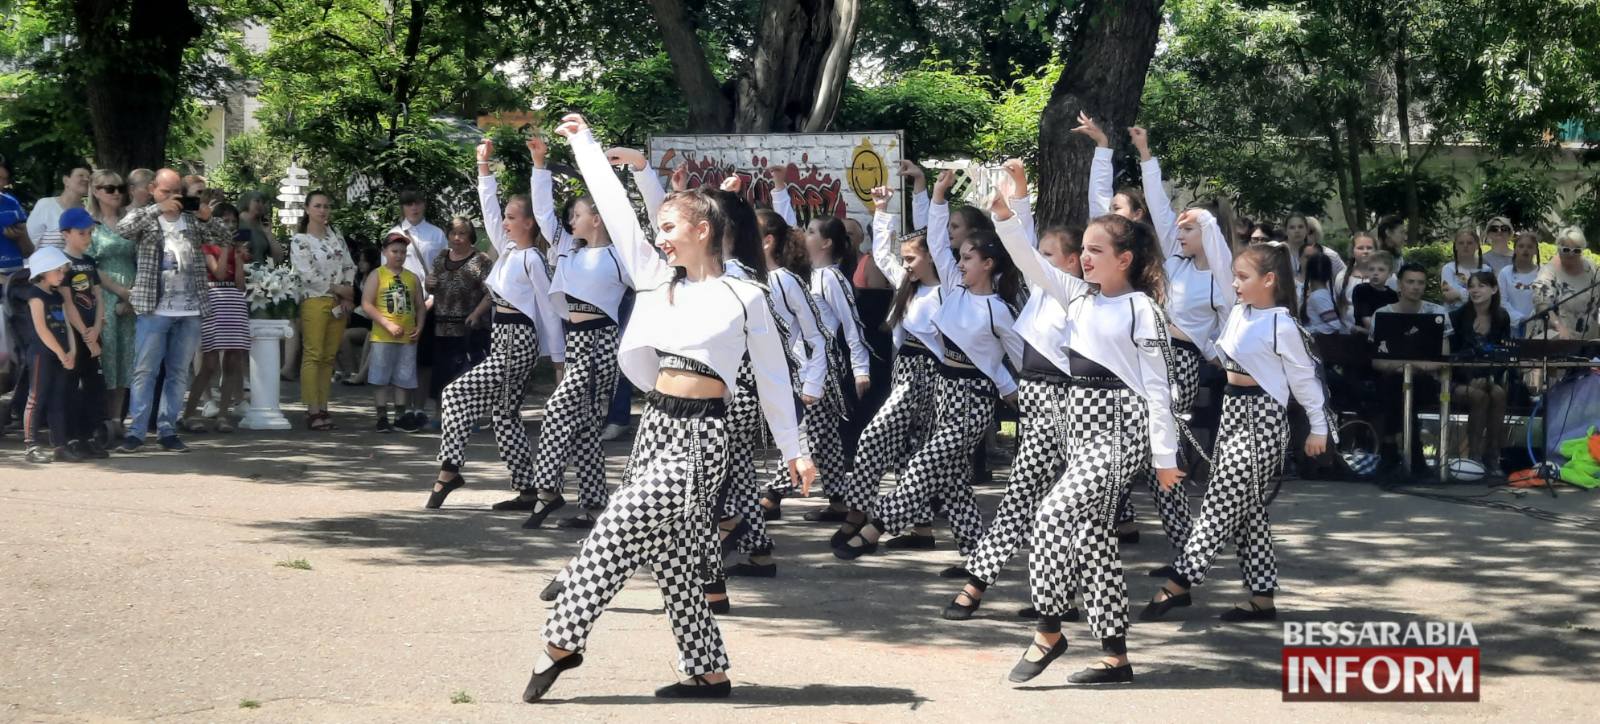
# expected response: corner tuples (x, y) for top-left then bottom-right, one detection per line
(1559, 246), (1584, 255)
(96, 185), (123, 193)
(1488, 225), (1510, 232)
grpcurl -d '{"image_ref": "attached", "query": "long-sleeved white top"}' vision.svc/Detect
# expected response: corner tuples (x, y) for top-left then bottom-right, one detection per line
(531, 168), (634, 321)
(811, 264), (871, 377)
(1497, 264), (1539, 330)
(1215, 304), (1330, 434)
(871, 209), (945, 356)
(928, 200), (1024, 396)
(478, 174), (565, 363)
(570, 129), (807, 462)
(996, 213), (1179, 468)
(1161, 209), (1236, 360)
(993, 196), (1072, 375)
(767, 266), (830, 398)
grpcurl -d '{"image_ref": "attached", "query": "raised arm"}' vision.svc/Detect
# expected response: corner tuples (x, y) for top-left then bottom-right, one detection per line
(927, 170), (961, 296)
(475, 139), (507, 254)
(1131, 127), (1178, 254)
(1072, 112), (1114, 218)
(992, 197), (1087, 306)
(769, 165), (797, 227)
(528, 136), (570, 258)
(870, 187), (906, 288)
(1189, 208), (1236, 309)
(556, 115), (671, 288)
(1000, 159), (1038, 248)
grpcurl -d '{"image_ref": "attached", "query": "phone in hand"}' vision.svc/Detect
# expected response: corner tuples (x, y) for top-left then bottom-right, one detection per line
(180, 196), (201, 213)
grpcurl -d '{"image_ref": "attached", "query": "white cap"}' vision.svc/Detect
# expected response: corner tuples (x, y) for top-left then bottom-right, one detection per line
(26, 246), (70, 278)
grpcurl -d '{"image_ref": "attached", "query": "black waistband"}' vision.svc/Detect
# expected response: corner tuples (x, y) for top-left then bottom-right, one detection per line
(941, 334), (974, 366)
(899, 342), (938, 361)
(1021, 341), (1070, 382)
(937, 363), (988, 380)
(1068, 350), (1116, 379)
(1069, 376), (1128, 390)
(567, 299), (606, 316)
(1173, 338), (1202, 356)
(1224, 383), (1269, 397)
(564, 316), (616, 332)
(646, 389), (727, 418)
(493, 309), (534, 326)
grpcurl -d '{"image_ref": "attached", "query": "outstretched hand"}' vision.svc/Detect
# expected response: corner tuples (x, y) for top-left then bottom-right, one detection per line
(554, 113), (589, 139)
(870, 185), (894, 211)
(1071, 111), (1109, 147)
(1176, 208), (1202, 228)
(526, 136), (548, 167)
(988, 189), (1013, 221)
(767, 164), (789, 188)
(932, 168), (956, 203)
(1001, 158), (1027, 198)
(1128, 126), (1152, 160)
(670, 164), (689, 192)
(605, 147), (647, 171)
(789, 456), (818, 497)
(720, 175), (743, 193)
(476, 138), (494, 163)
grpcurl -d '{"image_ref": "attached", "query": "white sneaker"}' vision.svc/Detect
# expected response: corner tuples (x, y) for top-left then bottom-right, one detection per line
(600, 423), (629, 441)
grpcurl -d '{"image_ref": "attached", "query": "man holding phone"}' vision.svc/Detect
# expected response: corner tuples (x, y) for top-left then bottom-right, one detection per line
(113, 168), (232, 453)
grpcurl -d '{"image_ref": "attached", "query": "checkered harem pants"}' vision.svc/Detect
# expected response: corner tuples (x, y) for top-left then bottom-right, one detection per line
(1114, 342), (1200, 548)
(1171, 387), (1286, 595)
(436, 320), (539, 489)
(531, 324), (619, 509)
(872, 372), (993, 556)
(964, 377), (1072, 585)
(838, 351), (937, 513)
(542, 397), (732, 675)
(723, 362), (777, 555)
(1029, 383), (1151, 642)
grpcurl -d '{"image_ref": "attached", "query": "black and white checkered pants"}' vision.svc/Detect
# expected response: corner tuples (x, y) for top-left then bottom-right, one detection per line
(436, 320), (540, 489)
(839, 351), (937, 512)
(531, 324), (619, 509)
(872, 372), (993, 556)
(542, 397), (732, 676)
(723, 363), (777, 556)
(1113, 342), (1200, 548)
(965, 378), (1072, 585)
(1171, 387), (1286, 595)
(1029, 383), (1150, 642)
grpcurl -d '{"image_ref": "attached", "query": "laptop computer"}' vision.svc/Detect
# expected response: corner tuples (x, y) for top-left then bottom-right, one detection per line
(1372, 312), (1448, 361)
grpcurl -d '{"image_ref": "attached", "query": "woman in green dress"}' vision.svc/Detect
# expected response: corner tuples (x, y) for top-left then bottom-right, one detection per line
(88, 169), (137, 438)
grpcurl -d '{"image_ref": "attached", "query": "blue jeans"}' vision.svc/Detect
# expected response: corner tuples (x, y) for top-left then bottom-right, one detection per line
(128, 314), (203, 439)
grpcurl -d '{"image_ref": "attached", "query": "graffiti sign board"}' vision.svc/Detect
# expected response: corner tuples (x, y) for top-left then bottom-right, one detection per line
(647, 132), (905, 229)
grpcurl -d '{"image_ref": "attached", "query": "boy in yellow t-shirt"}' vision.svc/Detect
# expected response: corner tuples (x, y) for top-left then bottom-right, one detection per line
(361, 232), (426, 432)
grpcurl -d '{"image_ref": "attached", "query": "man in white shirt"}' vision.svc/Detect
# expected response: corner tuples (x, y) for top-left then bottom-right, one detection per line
(1371, 263), (1452, 477)
(387, 189), (447, 431)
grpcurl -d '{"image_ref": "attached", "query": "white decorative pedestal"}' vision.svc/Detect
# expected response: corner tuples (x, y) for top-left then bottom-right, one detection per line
(241, 318), (295, 430)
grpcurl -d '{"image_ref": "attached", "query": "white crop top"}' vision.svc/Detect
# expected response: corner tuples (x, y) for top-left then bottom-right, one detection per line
(996, 213), (1179, 468)
(477, 174), (565, 363)
(569, 129), (807, 462)
(811, 265), (871, 377)
(1215, 305), (1329, 435)
(767, 267), (830, 398)
(1161, 209), (1236, 360)
(871, 210), (945, 356)
(531, 168), (633, 321)
(927, 201), (1024, 396)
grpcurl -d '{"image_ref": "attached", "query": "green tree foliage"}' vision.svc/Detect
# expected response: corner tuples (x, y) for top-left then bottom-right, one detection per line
(1360, 160), (1458, 232)
(836, 64), (995, 160)
(1463, 163), (1560, 231)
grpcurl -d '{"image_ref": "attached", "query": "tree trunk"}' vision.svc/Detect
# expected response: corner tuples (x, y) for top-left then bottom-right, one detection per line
(1036, 0), (1164, 230)
(651, 0), (860, 133)
(387, 0), (430, 141)
(648, 0), (734, 131)
(1394, 22), (1421, 244)
(1344, 99), (1367, 229)
(73, 0), (203, 175)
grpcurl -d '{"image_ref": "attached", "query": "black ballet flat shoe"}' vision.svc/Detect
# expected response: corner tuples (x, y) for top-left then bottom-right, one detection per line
(556, 514), (596, 530)
(491, 494), (538, 511)
(1116, 530), (1141, 545)
(829, 519), (865, 549)
(654, 675), (732, 699)
(1016, 606), (1079, 621)
(1147, 564), (1177, 579)
(1068, 662), (1134, 685)
(522, 652), (583, 703)
(832, 522), (881, 561)
(1008, 636), (1068, 683)
(1138, 589), (1192, 621)
(803, 507), (849, 523)
(938, 566), (971, 579)
(1219, 600), (1277, 622)
(942, 591), (982, 621)
(708, 597), (731, 615)
(726, 560), (778, 578)
(425, 475), (466, 509)
(884, 533), (936, 550)
(760, 489), (783, 521)
(539, 578), (566, 602)
(522, 495), (567, 529)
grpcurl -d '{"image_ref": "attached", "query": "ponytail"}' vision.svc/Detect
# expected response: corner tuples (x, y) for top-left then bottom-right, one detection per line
(1088, 213), (1167, 307)
(1239, 242), (1297, 310)
(965, 229), (1025, 311)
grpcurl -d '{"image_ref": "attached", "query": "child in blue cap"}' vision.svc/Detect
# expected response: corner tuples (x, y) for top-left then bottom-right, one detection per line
(59, 207), (110, 457)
